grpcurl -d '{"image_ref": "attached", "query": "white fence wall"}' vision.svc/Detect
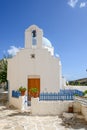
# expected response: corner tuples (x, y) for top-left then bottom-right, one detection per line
(10, 96), (87, 121)
(65, 85), (87, 92)
(31, 98), (81, 115)
(10, 96), (26, 110)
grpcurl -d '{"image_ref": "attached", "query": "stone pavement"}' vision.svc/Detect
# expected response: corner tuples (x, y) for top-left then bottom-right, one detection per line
(0, 105), (87, 130)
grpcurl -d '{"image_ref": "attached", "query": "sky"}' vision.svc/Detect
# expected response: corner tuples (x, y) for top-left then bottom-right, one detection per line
(0, 0), (87, 81)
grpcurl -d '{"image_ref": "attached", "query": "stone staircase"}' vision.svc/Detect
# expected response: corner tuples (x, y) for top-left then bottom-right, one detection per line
(0, 91), (8, 104)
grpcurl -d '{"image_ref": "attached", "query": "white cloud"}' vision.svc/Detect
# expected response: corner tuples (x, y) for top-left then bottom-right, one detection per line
(80, 2), (86, 8)
(7, 46), (20, 57)
(68, 0), (78, 8)
(55, 53), (59, 58)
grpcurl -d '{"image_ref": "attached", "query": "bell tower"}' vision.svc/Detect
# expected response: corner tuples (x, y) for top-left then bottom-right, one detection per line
(25, 25), (43, 49)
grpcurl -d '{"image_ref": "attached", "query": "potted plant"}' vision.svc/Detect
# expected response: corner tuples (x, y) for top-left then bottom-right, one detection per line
(18, 86), (27, 96)
(29, 87), (39, 98)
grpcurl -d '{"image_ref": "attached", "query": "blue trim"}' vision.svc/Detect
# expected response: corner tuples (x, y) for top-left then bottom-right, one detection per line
(39, 89), (83, 101)
(12, 90), (21, 98)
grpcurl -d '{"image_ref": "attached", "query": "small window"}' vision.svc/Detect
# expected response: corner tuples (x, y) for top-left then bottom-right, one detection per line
(32, 30), (36, 37)
(32, 30), (37, 46)
(31, 54), (35, 59)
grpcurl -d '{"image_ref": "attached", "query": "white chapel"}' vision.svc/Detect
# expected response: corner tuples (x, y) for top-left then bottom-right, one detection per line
(7, 25), (63, 103)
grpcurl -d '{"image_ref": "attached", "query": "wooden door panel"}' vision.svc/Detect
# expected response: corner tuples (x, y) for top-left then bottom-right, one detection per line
(28, 78), (40, 101)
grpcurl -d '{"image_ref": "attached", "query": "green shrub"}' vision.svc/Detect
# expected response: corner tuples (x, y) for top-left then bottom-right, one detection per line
(83, 90), (87, 96)
(74, 94), (79, 96)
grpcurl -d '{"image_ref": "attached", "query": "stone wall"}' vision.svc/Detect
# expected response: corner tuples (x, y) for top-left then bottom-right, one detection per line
(81, 105), (87, 121)
(0, 91), (8, 104)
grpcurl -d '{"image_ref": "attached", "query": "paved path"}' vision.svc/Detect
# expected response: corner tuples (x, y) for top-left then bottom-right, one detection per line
(0, 105), (87, 130)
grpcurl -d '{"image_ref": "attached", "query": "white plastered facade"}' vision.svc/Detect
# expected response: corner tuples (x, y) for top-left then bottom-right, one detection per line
(7, 25), (62, 103)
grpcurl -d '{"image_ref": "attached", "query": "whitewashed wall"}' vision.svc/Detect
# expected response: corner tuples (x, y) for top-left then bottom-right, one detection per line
(7, 25), (62, 104)
(9, 96), (87, 121)
(10, 96), (27, 111)
(65, 85), (87, 92)
(7, 48), (62, 103)
(31, 98), (82, 115)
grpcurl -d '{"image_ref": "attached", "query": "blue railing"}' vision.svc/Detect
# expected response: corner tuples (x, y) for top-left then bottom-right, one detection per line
(59, 89), (83, 96)
(39, 89), (83, 101)
(12, 90), (21, 98)
(12, 89), (83, 100)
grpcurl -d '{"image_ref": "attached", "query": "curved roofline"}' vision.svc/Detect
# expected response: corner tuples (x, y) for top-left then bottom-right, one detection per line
(42, 37), (52, 47)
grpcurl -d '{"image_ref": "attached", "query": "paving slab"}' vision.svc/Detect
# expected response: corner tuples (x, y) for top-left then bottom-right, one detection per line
(0, 105), (87, 130)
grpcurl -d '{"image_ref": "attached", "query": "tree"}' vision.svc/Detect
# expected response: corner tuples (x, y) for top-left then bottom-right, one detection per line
(0, 58), (7, 83)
